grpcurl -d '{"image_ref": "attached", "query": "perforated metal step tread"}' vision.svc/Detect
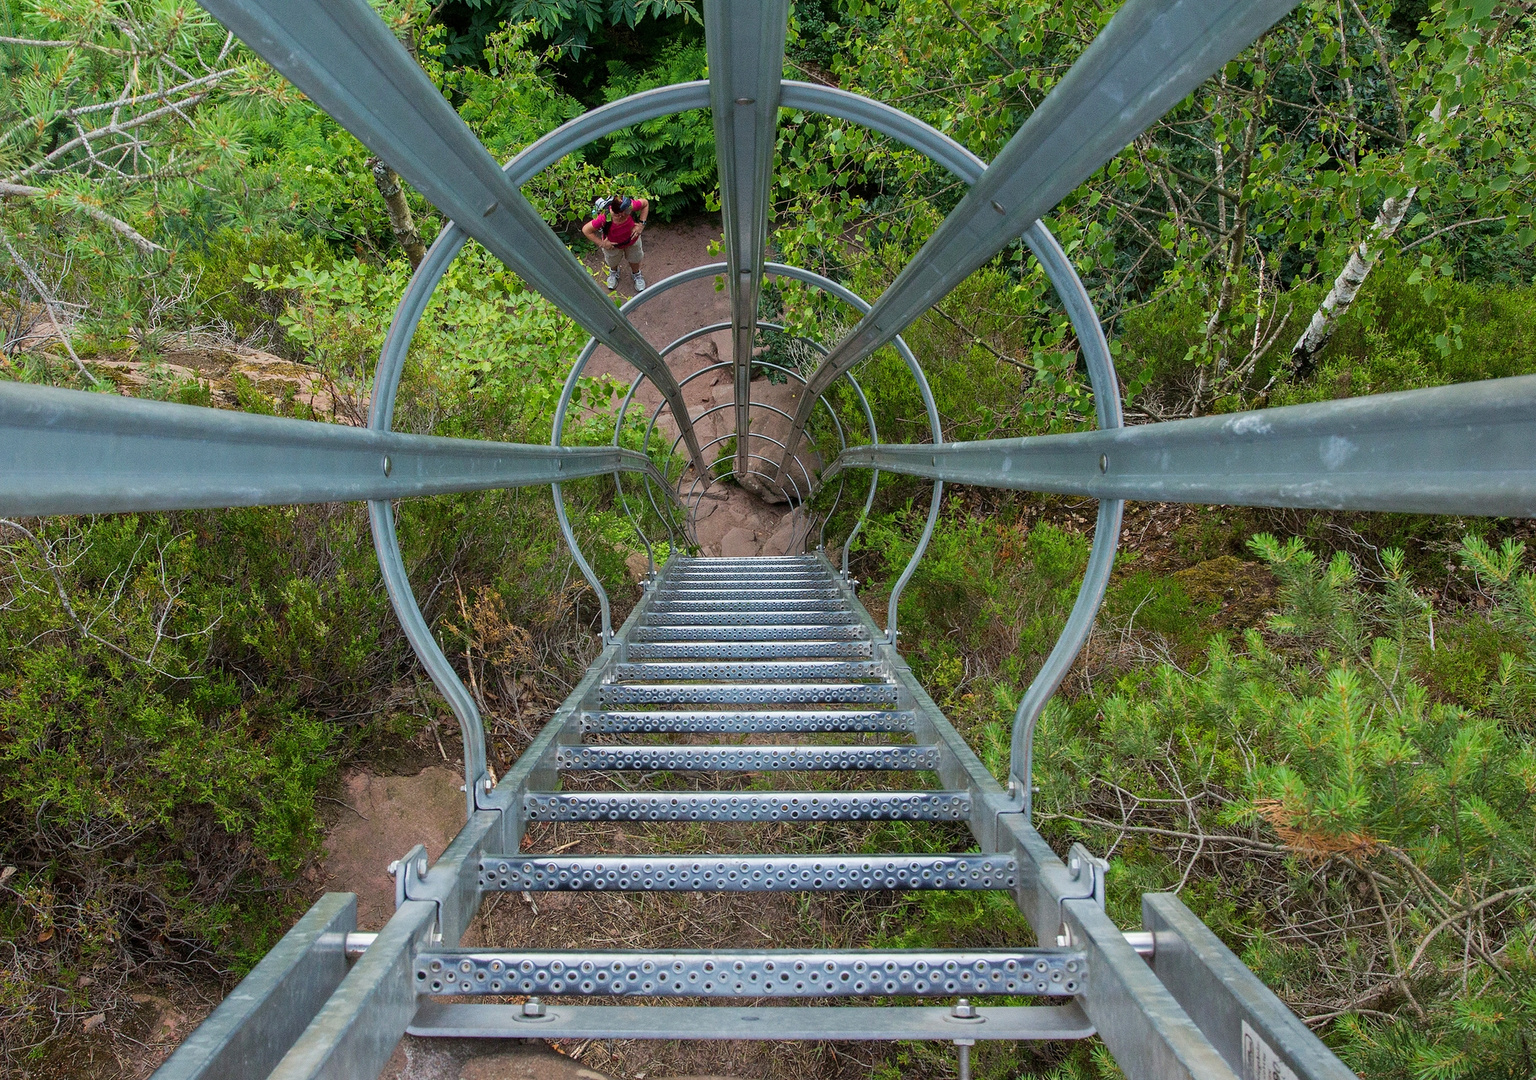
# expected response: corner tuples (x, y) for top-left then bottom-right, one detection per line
(627, 640), (874, 659)
(630, 624), (869, 642)
(416, 948), (1086, 998)
(522, 790), (970, 821)
(597, 682), (901, 706)
(612, 659), (886, 681)
(579, 710), (915, 734)
(641, 611), (863, 627)
(554, 744), (939, 771)
(478, 853), (1017, 892)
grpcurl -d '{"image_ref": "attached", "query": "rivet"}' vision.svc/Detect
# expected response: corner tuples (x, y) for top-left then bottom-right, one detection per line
(1099, 453), (1108, 473)
(482, 201), (499, 216)
(991, 200), (1005, 213)
(382, 455), (392, 476)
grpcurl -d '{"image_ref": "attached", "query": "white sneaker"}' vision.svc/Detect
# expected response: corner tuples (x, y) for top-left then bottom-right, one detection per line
(605, 269), (619, 290)
(633, 273), (647, 292)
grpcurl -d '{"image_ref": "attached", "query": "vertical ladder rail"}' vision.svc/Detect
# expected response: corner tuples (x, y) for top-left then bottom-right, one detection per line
(705, 0), (790, 484)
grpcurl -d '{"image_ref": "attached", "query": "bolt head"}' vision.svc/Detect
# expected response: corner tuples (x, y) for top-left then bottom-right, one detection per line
(483, 777), (494, 792)
(387, 860), (400, 875)
(1069, 855), (1081, 874)
(416, 856), (428, 876)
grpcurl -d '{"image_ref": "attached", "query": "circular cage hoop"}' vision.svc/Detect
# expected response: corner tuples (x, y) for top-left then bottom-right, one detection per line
(366, 77), (1123, 820)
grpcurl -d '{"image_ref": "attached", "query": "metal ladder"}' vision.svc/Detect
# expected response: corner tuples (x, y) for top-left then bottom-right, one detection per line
(409, 553), (1093, 1054)
(26, 0), (1498, 1074)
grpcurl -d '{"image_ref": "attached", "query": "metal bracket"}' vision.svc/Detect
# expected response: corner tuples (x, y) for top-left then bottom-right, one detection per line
(389, 843), (443, 944)
(1056, 842), (1109, 947)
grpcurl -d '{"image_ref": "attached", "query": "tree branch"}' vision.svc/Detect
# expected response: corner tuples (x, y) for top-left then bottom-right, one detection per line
(0, 182), (163, 254)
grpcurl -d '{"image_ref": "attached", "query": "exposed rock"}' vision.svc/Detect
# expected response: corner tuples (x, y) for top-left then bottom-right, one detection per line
(322, 766), (466, 930)
(90, 344), (366, 423)
(720, 526), (759, 558)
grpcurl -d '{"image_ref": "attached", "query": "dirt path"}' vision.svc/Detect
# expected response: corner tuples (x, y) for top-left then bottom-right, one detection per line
(576, 216), (808, 558)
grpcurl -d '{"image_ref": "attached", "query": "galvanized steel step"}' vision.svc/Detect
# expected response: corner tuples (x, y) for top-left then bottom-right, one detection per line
(663, 574), (835, 585)
(630, 624), (868, 642)
(655, 587), (840, 599)
(554, 744), (939, 771)
(415, 948), (1086, 998)
(597, 682), (900, 706)
(648, 599), (850, 612)
(522, 790), (970, 822)
(611, 659), (885, 681)
(478, 854), (1017, 893)
(641, 611), (862, 627)
(626, 640), (873, 659)
(580, 710), (915, 734)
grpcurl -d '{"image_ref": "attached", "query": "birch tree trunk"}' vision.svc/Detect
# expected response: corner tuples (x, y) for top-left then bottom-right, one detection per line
(369, 158), (427, 269)
(1288, 189), (1416, 378)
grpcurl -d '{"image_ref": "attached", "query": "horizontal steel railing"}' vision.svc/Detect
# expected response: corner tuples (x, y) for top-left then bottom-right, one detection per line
(823, 375), (1536, 518)
(0, 381), (676, 515)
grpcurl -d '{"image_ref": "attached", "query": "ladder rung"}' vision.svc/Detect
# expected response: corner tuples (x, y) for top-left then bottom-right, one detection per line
(478, 854), (1016, 892)
(648, 600), (850, 612)
(631, 625), (868, 642)
(522, 790), (970, 822)
(626, 640), (873, 659)
(675, 559), (817, 565)
(664, 574), (834, 584)
(642, 612), (861, 626)
(415, 948), (1085, 998)
(654, 588), (842, 600)
(612, 660), (884, 681)
(580, 710), (915, 734)
(597, 682), (900, 706)
(555, 744), (938, 771)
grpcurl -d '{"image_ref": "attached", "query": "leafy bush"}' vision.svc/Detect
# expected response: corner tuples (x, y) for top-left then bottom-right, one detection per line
(597, 40), (714, 218)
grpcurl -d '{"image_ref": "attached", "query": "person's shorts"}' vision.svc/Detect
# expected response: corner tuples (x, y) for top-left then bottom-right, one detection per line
(601, 238), (643, 267)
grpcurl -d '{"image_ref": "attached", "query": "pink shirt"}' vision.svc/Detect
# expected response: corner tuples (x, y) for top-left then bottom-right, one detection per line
(595, 199), (646, 247)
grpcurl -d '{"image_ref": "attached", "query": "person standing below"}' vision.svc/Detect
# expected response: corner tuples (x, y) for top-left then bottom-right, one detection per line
(584, 195), (649, 292)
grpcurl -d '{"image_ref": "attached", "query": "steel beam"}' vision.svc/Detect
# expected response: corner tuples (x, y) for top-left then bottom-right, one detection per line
(705, 0), (789, 481)
(825, 375), (1536, 517)
(777, 0), (1297, 469)
(409, 1001), (1096, 1041)
(267, 900), (437, 1080)
(150, 894), (355, 1080)
(0, 382), (666, 515)
(196, 0), (707, 475)
(1143, 893), (1357, 1080)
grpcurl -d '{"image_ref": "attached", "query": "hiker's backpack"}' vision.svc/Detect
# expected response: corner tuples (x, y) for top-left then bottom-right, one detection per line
(591, 196), (614, 239)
